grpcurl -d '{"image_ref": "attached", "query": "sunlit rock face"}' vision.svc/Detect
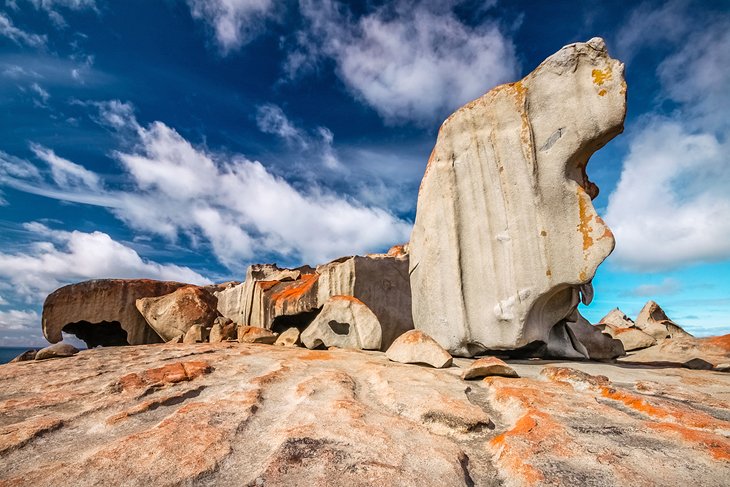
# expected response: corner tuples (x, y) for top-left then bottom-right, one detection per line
(409, 38), (626, 357)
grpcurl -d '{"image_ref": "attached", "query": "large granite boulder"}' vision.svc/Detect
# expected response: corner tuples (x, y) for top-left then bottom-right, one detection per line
(42, 279), (188, 347)
(300, 296), (382, 350)
(409, 38), (626, 357)
(135, 285), (219, 342)
(214, 248), (413, 351)
(635, 300), (692, 341)
(598, 308), (635, 329)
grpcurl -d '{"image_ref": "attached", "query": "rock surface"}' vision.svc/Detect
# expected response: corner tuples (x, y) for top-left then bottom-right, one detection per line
(42, 279), (187, 347)
(386, 330), (453, 368)
(635, 300), (693, 340)
(620, 334), (730, 367)
(461, 357), (518, 380)
(135, 285), (219, 342)
(409, 38), (626, 357)
(599, 323), (656, 351)
(1, 344), (729, 486)
(237, 326), (277, 344)
(183, 324), (208, 344)
(301, 296), (382, 350)
(9, 350), (37, 363)
(274, 327), (300, 347)
(598, 307), (635, 329)
(34, 343), (79, 360)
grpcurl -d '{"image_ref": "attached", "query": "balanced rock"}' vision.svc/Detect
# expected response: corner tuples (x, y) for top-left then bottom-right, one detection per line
(136, 286), (218, 342)
(237, 326), (277, 344)
(386, 330), (453, 368)
(35, 342), (79, 360)
(9, 350), (37, 362)
(635, 301), (692, 341)
(409, 38), (626, 357)
(274, 327), (300, 347)
(461, 357), (518, 380)
(300, 296), (382, 350)
(42, 279), (187, 347)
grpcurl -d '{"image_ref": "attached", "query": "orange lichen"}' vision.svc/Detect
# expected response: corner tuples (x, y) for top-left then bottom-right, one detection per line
(705, 334), (730, 352)
(331, 295), (365, 304)
(257, 280), (281, 292)
(297, 350), (335, 361)
(270, 273), (318, 303)
(647, 422), (730, 461)
(577, 186), (594, 251)
(116, 361), (212, 392)
(592, 68), (612, 86)
(598, 89), (607, 96)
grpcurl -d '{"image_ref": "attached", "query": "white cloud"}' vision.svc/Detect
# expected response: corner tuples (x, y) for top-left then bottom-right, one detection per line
(30, 143), (101, 190)
(629, 277), (681, 297)
(287, 0), (518, 124)
(187, 0), (276, 53)
(0, 12), (46, 47)
(256, 104), (307, 147)
(29, 82), (50, 104)
(0, 309), (39, 332)
(605, 6), (730, 271)
(0, 222), (211, 303)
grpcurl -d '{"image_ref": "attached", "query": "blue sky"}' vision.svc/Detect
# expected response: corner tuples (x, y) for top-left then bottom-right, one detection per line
(0, 0), (728, 346)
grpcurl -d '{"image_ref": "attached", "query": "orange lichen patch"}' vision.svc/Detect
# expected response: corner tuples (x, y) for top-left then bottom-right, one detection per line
(546, 269), (552, 277)
(577, 186), (594, 251)
(647, 422), (730, 461)
(0, 416), (64, 455)
(270, 273), (318, 304)
(579, 269), (587, 281)
(257, 280), (281, 292)
(598, 89), (607, 96)
(613, 327), (635, 335)
(704, 334), (730, 352)
(297, 350), (335, 361)
(541, 367), (610, 389)
(116, 361), (212, 392)
(599, 387), (728, 430)
(386, 244), (408, 257)
(331, 295), (365, 305)
(591, 68), (612, 86)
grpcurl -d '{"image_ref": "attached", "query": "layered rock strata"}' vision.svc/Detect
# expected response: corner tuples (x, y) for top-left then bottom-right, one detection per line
(409, 38), (626, 357)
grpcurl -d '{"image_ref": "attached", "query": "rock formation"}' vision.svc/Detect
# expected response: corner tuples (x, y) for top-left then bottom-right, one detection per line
(135, 285), (219, 342)
(237, 326), (277, 344)
(35, 343), (79, 360)
(300, 296), (382, 350)
(2, 343), (729, 486)
(635, 300), (692, 340)
(42, 279), (187, 347)
(214, 249), (413, 350)
(461, 357), (518, 379)
(409, 38), (626, 357)
(386, 330), (453, 368)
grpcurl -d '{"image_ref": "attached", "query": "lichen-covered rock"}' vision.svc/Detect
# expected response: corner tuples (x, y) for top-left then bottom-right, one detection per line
(409, 38), (626, 357)
(386, 330), (453, 368)
(42, 279), (188, 347)
(136, 286), (218, 342)
(300, 296), (382, 350)
(620, 334), (730, 367)
(35, 343), (79, 360)
(635, 301), (692, 341)
(461, 357), (518, 380)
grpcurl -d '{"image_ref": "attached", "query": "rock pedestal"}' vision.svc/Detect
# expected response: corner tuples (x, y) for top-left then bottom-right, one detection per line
(409, 38), (626, 357)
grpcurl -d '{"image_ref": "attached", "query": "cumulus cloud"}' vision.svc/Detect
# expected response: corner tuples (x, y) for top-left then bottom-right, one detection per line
(0, 12), (46, 46)
(628, 277), (681, 297)
(187, 0), (276, 53)
(605, 4), (730, 271)
(286, 0), (518, 124)
(0, 222), (211, 303)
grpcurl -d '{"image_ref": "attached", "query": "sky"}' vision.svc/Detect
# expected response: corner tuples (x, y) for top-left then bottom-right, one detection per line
(0, 0), (728, 346)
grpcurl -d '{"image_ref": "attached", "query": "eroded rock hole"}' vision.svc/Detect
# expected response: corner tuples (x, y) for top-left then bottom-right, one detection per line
(328, 320), (350, 335)
(270, 309), (321, 334)
(62, 321), (129, 348)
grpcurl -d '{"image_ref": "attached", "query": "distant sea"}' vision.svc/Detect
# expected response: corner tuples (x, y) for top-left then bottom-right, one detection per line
(0, 347), (40, 364)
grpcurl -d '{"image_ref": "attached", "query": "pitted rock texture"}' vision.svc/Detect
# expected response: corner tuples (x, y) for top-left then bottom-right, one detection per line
(301, 296), (382, 350)
(42, 279), (187, 347)
(409, 38), (626, 357)
(1, 345), (729, 486)
(136, 285), (219, 342)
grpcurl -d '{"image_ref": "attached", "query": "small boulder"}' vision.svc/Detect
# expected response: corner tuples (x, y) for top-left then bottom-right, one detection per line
(209, 324), (225, 343)
(461, 357), (519, 380)
(385, 330), (452, 368)
(275, 327), (300, 347)
(9, 349), (38, 362)
(301, 296), (382, 350)
(183, 324), (208, 344)
(237, 326), (278, 344)
(136, 286), (219, 342)
(683, 358), (714, 370)
(35, 343), (79, 360)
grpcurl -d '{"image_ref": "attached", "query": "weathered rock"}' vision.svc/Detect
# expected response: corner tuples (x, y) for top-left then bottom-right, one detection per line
(9, 350), (37, 362)
(1, 344), (729, 486)
(42, 279), (188, 347)
(301, 296), (382, 350)
(274, 327), (300, 347)
(35, 343), (79, 360)
(635, 300), (693, 341)
(598, 307), (635, 329)
(620, 334), (730, 367)
(208, 324), (224, 343)
(598, 323), (656, 351)
(215, 253), (413, 351)
(237, 326), (277, 344)
(564, 315), (625, 360)
(135, 286), (218, 342)
(409, 38), (626, 357)
(167, 334), (183, 344)
(386, 330), (453, 368)
(683, 358), (714, 370)
(183, 325), (208, 344)
(461, 357), (518, 379)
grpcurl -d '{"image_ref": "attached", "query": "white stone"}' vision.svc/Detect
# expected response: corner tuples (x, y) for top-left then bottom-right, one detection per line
(301, 296), (382, 350)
